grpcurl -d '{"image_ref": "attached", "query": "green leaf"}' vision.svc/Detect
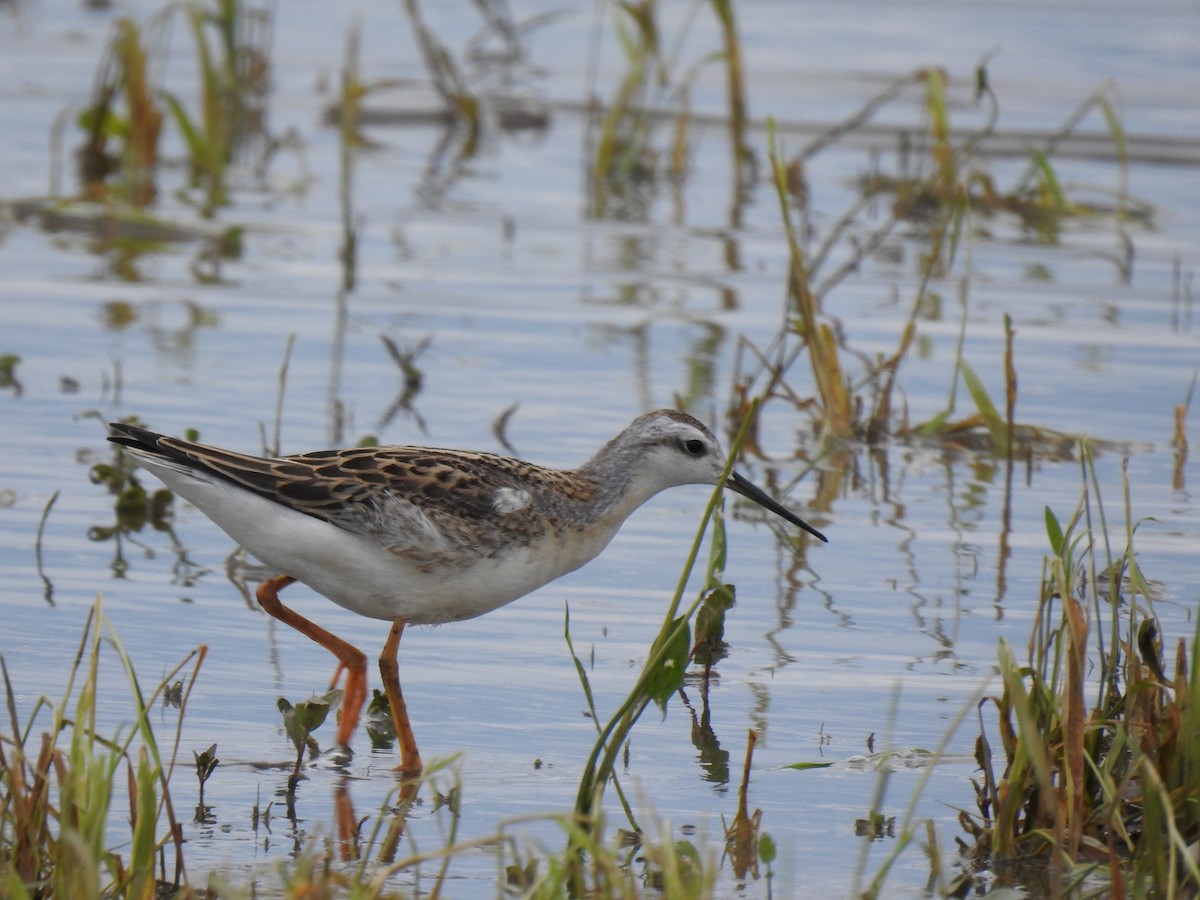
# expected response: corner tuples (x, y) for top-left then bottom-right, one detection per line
(674, 839), (700, 866)
(758, 832), (777, 864)
(77, 105), (129, 140)
(278, 690), (342, 751)
(912, 408), (952, 438)
(707, 503), (728, 579)
(959, 358), (1008, 456)
(127, 748), (159, 899)
(1028, 147), (1068, 210)
(193, 743), (219, 783)
(646, 616), (690, 712)
(564, 604), (599, 722)
(783, 761), (835, 771)
(161, 90), (206, 169)
(693, 584), (735, 668)
(1044, 506), (1064, 556)
(0, 353), (21, 386)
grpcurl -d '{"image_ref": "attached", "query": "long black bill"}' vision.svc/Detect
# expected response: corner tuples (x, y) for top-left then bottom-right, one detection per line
(726, 471), (828, 543)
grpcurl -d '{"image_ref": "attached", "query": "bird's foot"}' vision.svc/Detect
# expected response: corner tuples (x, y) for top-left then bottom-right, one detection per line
(393, 759), (423, 780)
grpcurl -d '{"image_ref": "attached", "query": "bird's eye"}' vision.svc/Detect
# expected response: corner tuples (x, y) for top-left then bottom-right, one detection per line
(682, 438), (707, 457)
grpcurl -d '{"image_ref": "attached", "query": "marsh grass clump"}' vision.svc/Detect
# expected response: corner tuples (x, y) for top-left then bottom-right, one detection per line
(737, 67), (1148, 461)
(75, 0), (275, 216)
(164, 0), (275, 216)
(588, 0), (755, 218)
(589, 0), (667, 218)
(77, 16), (165, 208)
(856, 72), (1142, 240)
(852, 458), (1198, 899)
(504, 809), (717, 899)
(0, 598), (205, 897)
(950, 455), (1200, 895)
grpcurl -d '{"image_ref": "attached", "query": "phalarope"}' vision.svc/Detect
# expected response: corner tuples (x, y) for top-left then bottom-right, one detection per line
(109, 409), (826, 776)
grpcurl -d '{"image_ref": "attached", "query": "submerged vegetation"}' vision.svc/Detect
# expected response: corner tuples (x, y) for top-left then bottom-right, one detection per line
(2, 0), (1197, 897)
(76, 0), (274, 216)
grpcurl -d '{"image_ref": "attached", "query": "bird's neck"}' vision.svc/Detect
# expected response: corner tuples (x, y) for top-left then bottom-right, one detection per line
(573, 445), (663, 527)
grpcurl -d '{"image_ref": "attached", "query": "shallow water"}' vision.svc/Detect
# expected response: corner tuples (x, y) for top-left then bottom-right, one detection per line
(1, 0), (1199, 895)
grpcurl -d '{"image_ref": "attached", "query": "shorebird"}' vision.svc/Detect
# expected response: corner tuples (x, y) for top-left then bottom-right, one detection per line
(108, 410), (826, 776)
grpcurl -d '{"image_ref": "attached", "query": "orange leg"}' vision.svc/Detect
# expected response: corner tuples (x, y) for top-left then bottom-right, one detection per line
(328, 662), (346, 691)
(333, 780), (359, 862)
(255, 575), (367, 750)
(379, 616), (422, 777)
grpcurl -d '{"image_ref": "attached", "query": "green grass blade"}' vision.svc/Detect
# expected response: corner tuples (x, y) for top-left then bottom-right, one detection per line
(958, 358), (1008, 456)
